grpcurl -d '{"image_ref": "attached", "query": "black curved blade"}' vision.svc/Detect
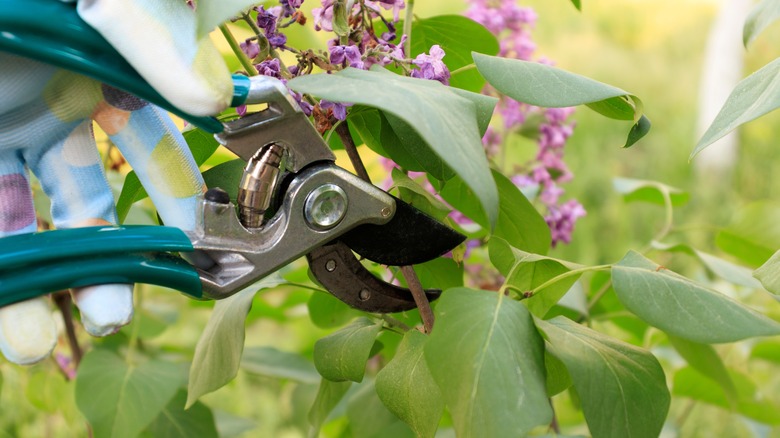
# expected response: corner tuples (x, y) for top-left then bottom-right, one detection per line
(307, 241), (441, 313)
(341, 196), (466, 266)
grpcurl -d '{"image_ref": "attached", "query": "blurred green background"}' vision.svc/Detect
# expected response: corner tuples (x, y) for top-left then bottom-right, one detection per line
(5, 1), (780, 437)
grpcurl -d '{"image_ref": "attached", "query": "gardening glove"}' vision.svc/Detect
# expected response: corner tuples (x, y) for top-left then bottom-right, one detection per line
(0, 0), (231, 364)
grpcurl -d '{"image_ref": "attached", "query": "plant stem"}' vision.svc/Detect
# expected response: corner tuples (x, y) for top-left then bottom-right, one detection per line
(586, 279), (613, 311)
(401, 265), (435, 333)
(336, 122), (371, 182)
(529, 265), (612, 295)
(53, 291), (82, 367)
(125, 285), (143, 365)
(220, 24), (259, 76)
(403, 0), (414, 56)
(450, 63), (477, 76)
(649, 188), (674, 244)
(380, 314), (411, 332)
(336, 120), (435, 333)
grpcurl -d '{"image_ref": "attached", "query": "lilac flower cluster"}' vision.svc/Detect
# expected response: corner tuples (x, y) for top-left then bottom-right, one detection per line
(464, 0), (585, 247)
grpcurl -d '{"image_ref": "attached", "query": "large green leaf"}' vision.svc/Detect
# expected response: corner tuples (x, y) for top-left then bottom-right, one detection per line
(346, 381), (415, 438)
(75, 349), (182, 438)
(187, 275), (286, 407)
(612, 251), (780, 343)
(308, 379), (352, 436)
(754, 250), (780, 295)
(716, 201), (780, 267)
(26, 370), (68, 413)
(313, 317), (382, 382)
(473, 53), (650, 147)
(376, 331), (443, 438)
(240, 346), (320, 384)
(744, 0), (780, 47)
(651, 242), (761, 289)
(570, 0), (582, 10)
(288, 67), (499, 226)
(537, 317), (669, 438)
(141, 390), (218, 438)
(667, 335), (737, 404)
(439, 170), (550, 253)
(424, 288), (551, 437)
(409, 16), (499, 92)
(693, 57), (780, 158)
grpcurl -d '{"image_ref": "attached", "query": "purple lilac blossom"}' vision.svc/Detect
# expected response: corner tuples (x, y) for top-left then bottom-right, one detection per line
(256, 6), (287, 49)
(329, 45), (365, 69)
(410, 45), (450, 85)
(256, 58), (283, 79)
(312, 0), (335, 31)
(464, 0), (583, 246)
(319, 100), (353, 121)
(240, 39), (260, 59)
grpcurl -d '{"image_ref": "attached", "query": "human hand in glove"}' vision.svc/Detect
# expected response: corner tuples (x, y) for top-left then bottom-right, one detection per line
(0, 0), (233, 364)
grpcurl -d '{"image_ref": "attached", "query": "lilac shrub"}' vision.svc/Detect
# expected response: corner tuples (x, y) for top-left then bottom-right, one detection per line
(465, 0), (585, 247)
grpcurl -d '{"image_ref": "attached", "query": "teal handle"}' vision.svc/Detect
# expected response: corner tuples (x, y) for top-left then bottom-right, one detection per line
(0, 253), (203, 308)
(0, 227), (203, 307)
(0, 0), (250, 133)
(0, 226), (194, 269)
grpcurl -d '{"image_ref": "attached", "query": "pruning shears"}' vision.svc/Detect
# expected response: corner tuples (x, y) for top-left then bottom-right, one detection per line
(0, 0), (465, 312)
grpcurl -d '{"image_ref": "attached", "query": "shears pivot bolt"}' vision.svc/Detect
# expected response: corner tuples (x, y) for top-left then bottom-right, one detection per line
(304, 184), (348, 230)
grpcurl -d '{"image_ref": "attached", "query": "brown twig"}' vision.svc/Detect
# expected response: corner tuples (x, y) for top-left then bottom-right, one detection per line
(336, 121), (435, 333)
(400, 266), (434, 333)
(52, 291), (83, 366)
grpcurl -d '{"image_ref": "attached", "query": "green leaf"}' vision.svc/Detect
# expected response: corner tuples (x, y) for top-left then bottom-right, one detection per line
(308, 379), (352, 436)
(673, 366), (780, 425)
(716, 201), (780, 267)
(537, 317), (670, 438)
(754, 250), (780, 294)
(651, 242), (761, 289)
(544, 350), (572, 397)
(307, 291), (363, 329)
(424, 288), (551, 436)
(413, 257), (464, 291)
(488, 237), (584, 317)
(667, 335), (737, 404)
(75, 349), (182, 438)
(570, 0), (582, 10)
(201, 159), (245, 201)
(116, 172), (147, 224)
(288, 67), (499, 226)
(473, 52), (649, 147)
(376, 331), (443, 438)
(187, 274), (285, 407)
(183, 126), (221, 165)
(751, 339), (780, 364)
(442, 171), (550, 252)
(347, 381), (415, 438)
(743, 0), (780, 47)
(693, 57), (780, 158)
(196, 0), (268, 38)
(410, 16), (500, 92)
(391, 169), (451, 221)
(141, 390), (218, 438)
(214, 410), (257, 438)
(313, 317), (382, 382)
(611, 251), (780, 343)
(331, 0), (350, 37)
(240, 346), (320, 384)
(612, 177), (689, 206)
(383, 113), (456, 181)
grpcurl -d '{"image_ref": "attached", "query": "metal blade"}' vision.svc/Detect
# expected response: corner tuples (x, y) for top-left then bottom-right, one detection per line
(340, 196), (466, 266)
(307, 241), (441, 313)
